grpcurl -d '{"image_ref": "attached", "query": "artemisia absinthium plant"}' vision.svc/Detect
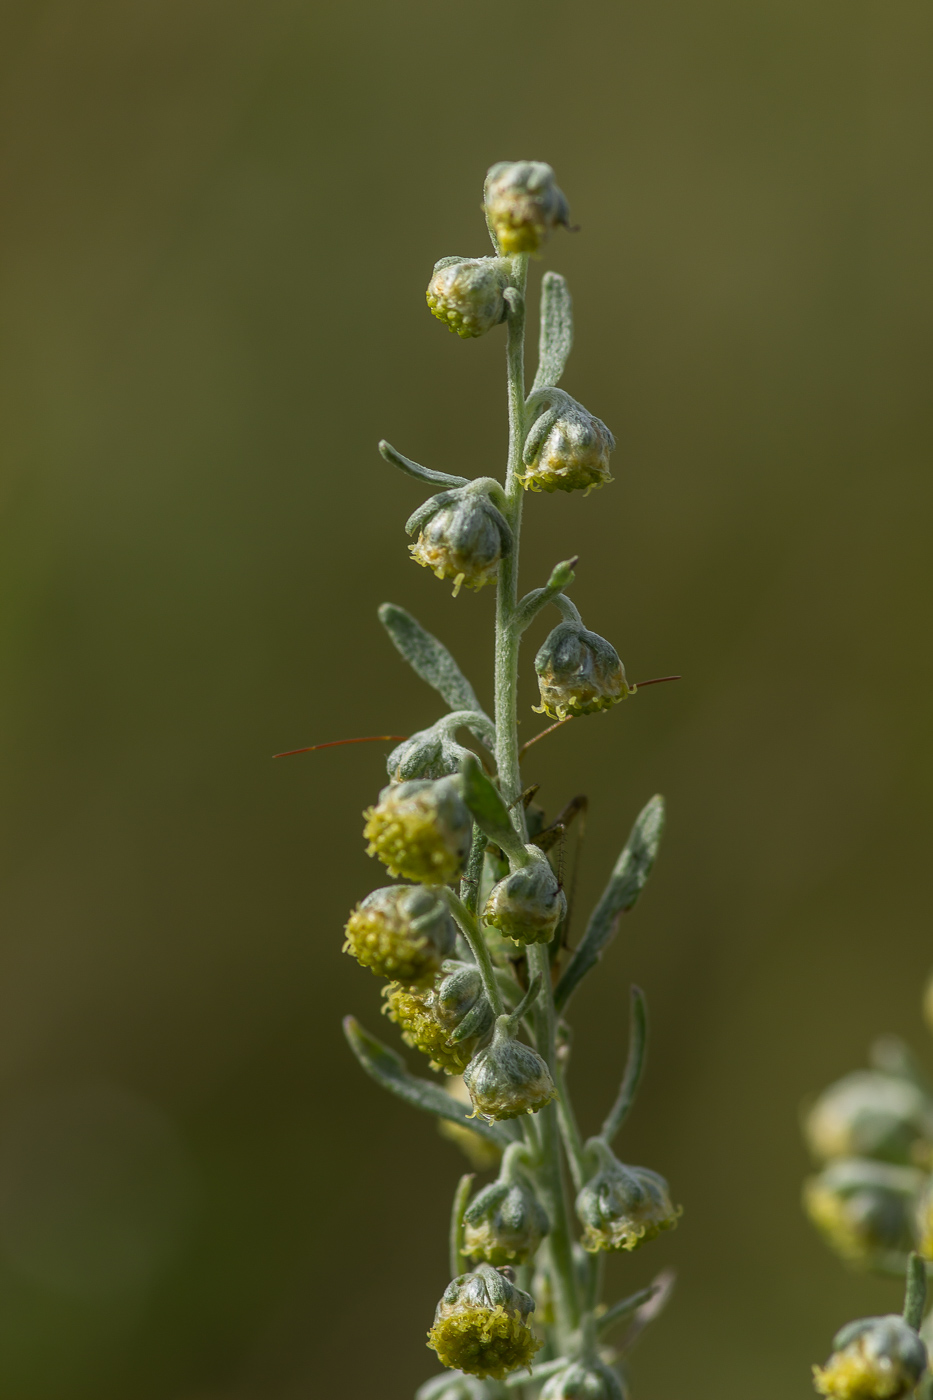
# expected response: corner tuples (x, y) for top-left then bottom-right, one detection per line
(339, 163), (679, 1400)
(801, 979), (933, 1397)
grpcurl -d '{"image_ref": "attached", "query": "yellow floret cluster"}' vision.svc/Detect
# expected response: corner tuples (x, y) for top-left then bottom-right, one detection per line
(364, 793), (462, 885)
(409, 532), (499, 595)
(427, 1304), (541, 1379)
(382, 984), (472, 1075)
(813, 1345), (912, 1399)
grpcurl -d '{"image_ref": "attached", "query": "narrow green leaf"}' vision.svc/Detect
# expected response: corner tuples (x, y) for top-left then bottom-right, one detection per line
(459, 753), (526, 862)
(343, 1016), (513, 1147)
(379, 439), (469, 489)
(554, 795), (665, 1012)
(904, 1252), (927, 1330)
(378, 603), (489, 724)
(600, 985), (648, 1143)
(532, 271), (573, 393)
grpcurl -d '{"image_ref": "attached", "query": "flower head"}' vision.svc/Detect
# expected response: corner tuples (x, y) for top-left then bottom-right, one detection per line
(408, 486), (512, 596)
(464, 1016), (556, 1122)
(484, 851), (566, 946)
(344, 884), (456, 984)
(813, 1315), (927, 1399)
(803, 1158), (923, 1266)
(364, 778), (472, 884)
(805, 1070), (933, 1167)
(462, 1175), (549, 1267)
(576, 1140), (681, 1253)
(427, 257), (508, 338)
(427, 1263), (541, 1379)
(541, 1361), (626, 1400)
(521, 402), (614, 496)
(484, 161), (569, 255)
(534, 622), (630, 720)
(383, 961), (494, 1075)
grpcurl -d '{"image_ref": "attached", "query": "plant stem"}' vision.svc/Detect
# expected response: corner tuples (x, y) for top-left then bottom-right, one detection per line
(493, 257), (581, 1349)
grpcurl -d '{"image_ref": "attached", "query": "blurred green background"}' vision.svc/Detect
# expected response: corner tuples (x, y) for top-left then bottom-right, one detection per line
(1, 1), (932, 1396)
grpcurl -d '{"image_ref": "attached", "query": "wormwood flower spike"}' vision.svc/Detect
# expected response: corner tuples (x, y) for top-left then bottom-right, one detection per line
(364, 777), (472, 884)
(344, 885), (457, 985)
(813, 1316), (928, 1400)
(535, 620), (631, 720)
(576, 1139), (681, 1253)
(426, 257), (509, 338)
(336, 162), (681, 1393)
(428, 1265), (541, 1379)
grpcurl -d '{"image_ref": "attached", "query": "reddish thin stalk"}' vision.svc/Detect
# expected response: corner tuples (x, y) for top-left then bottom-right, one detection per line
(273, 735), (407, 759)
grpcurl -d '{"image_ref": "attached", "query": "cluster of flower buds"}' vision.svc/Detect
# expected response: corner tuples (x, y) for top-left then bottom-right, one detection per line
(535, 620), (631, 721)
(464, 1014), (556, 1122)
(383, 961), (495, 1076)
(426, 257), (510, 339)
(483, 161), (569, 256)
(484, 847), (566, 946)
(575, 1138), (681, 1253)
(408, 481), (513, 596)
(462, 1146), (550, 1266)
(802, 1049), (933, 1269)
(428, 1264), (541, 1379)
(541, 1361), (625, 1400)
(521, 394), (615, 496)
(344, 884), (457, 985)
(364, 777), (473, 884)
(813, 1315), (928, 1399)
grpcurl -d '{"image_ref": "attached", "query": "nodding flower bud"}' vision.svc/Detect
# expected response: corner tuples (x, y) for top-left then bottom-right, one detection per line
(541, 1361), (626, 1400)
(534, 622), (630, 721)
(427, 257), (509, 339)
(462, 1154), (549, 1266)
(416, 1372), (507, 1400)
(408, 483), (512, 596)
(575, 1139), (681, 1254)
(344, 884), (456, 985)
(427, 1263), (541, 1379)
(805, 1070), (933, 1168)
(813, 1316), (928, 1399)
(520, 402), (615, 496)
(484, 849), (566, 946)
(387, 728), (464, 782)
(364, 778), (472, 885)
(803, 1159), (924, 1266)
(464, 1015), (556, 1123)
(383, 961), (494, 1075)
(483, 161), (569, 256)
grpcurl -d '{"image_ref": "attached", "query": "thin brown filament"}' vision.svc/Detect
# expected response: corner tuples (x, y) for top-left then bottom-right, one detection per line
(273, 735), (407, 759)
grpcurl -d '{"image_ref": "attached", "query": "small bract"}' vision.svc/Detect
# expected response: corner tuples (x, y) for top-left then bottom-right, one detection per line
(427, 1263), (541, 1380)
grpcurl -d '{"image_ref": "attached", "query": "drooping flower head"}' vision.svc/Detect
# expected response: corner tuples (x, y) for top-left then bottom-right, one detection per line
(464, 1015), (556, 1123)
(534, 621), (630, 721)
(427, 257), (509, 338)
(462, 1161), (549, 1267)
(805, 1069), (933, 1167)
(802, 1158), (923, 1267)
(343, 884), (456, 985)
(427, 1263), (541, 1379)
(408, 484), (512, 596)
(483, 161), (569, 255)
(521, 398), (614, 496)
(575, 1139), (681, 1253)
(484, 849), (566, 946)
(364, 777), (472, 884)
(813, 1315), (927, 1399)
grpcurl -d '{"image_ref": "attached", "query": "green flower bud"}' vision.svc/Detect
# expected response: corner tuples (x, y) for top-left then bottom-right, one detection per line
(483, 161), (569, 256)
(575, 1139), (681, 1253)
(534, 622), (630, 721)
(520, 403), (615, 496)
(383, 961), (494, 1075)
(387, 728), (464, 782)
(464, 1015), (556, 1122)
(803, 1158), (924, 1266)
(408, 485), (513, 596)
(813, 1316), (928, 1399)
(541, 1361), (626, 1400)
(417, 1372), (507, 1400)
(426, 257), (509, 338)
(462, 1158), (549, 1266)
(427, 1263), (542, 1380)
(805, 1070), (933, 1167)
(364, 778), (472, 885)
(344, 884), (457, 985)
(484, 849), (566, 946)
